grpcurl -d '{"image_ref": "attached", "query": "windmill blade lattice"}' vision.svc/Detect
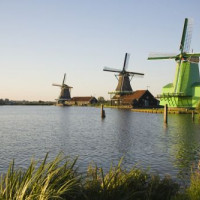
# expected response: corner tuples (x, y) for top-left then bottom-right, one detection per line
(148, 53), (178, 60)
(180, 18), (193, 53)
(126, 71), (144, 76)
(52, 83), (62, 87)
(185, 53), (200, 57)
(123, 53), (130, 71)
(62, 73), (66, 85)
(103, 67), (122, 73)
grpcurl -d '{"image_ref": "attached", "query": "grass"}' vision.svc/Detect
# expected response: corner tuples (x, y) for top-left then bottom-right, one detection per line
(0, 153), (81, 200)
(184, 161), (200, 200)
(83, 159), (179, 200)
(1, 153), (200, 200)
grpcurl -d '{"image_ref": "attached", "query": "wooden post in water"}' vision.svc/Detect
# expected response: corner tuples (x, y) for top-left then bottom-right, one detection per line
(192, 110), (194, 121)
(164, 104), (168, 123)
(101, 104), (105, 118)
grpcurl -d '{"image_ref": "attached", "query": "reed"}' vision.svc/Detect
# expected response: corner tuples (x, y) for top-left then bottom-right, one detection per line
(196, 101), (200, 113)
(83, 159), (179, 200)
(0, 153), (81, 200)
(0, 153), (196, 200)
(185, 162), (200, 200)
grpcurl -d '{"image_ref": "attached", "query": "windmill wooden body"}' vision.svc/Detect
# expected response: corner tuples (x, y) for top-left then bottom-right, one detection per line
(52, 73), (72, 105)
(148, 18), (200, 108)
(103, 53), (144, 105)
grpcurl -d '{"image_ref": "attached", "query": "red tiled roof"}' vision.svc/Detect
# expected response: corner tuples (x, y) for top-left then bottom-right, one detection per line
(71, 96), (94, 101)
(121, 90), (147, 100)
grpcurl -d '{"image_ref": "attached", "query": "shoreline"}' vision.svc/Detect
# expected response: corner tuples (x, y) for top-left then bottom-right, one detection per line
(1, 103), (199, 115)
(131, 108), (198, 114)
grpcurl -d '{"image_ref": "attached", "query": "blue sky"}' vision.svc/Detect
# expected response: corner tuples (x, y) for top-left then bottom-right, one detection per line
(0, 0), (200, 100)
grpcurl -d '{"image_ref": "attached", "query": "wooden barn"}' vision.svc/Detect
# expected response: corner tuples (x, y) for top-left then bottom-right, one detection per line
(66, 96), (97, 106)
(111, 90), (159, 108)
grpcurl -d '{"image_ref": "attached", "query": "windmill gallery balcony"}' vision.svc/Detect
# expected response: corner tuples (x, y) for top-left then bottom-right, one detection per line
(157, 92), (192, 98)
(157, 92), (194, 107)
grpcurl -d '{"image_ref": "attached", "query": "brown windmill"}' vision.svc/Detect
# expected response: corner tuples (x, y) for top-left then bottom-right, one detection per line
(52, 73), (73, 105)
(103, 53), (144, 104)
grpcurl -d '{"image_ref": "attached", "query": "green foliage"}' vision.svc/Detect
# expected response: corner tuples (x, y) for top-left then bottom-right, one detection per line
(97, 97), (105, 103)
(0, 99), (5, 105)
(196, 101), (200, 112)
(186, 163), (200, 200)
(0, 153), (81, 200)
(83, 158), (179, 200)
(3, 153), (199, 200)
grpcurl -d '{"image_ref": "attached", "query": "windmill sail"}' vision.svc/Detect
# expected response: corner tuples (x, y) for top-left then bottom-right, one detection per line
(62, 73), (66, 85)
(123, 53), (130, 71)
(103, 67), (122, 73)
(126, 71), (144, 76)
(180, 18), (193, 53)
(103, 53), (144, 95)
(148, 53), (178, 60)
(186, 53), (200, 57)
(52, 83), (62, 87)
(148, 19), (194, 61)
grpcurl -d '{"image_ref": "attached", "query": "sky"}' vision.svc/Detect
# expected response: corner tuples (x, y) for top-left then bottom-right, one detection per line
(1, 0), (200, 101)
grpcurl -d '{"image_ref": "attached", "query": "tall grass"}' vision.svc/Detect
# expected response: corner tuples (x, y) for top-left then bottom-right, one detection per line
(3, 153), (200, 200)
(196, 101), (200, 115)
(185, 161), (200, 200)
(0, 153), (81, 200)
(83, 159), (179, 200)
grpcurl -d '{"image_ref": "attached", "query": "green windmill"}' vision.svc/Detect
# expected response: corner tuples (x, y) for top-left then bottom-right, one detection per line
(148, 18), (200, 108)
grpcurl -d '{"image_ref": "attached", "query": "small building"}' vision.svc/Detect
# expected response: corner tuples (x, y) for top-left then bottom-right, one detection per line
(66, 96), (98, 106)
(112, 90), (159, 108)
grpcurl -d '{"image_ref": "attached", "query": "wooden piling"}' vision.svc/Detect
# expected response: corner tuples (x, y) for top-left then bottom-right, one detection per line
(101, 104), (105, 118)
(192, 110), (194, 121)
(164, 104), (168, 123)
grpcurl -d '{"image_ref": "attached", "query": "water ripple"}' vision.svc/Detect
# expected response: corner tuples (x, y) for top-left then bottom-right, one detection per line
(0, 106), (200, 184)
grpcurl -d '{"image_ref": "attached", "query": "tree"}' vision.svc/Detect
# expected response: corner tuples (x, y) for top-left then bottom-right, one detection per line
(0, 99), (5, 105)
(98, 96), (105, 103)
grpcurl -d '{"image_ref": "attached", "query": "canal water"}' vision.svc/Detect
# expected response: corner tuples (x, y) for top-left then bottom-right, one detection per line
(0, 106), (200, 184)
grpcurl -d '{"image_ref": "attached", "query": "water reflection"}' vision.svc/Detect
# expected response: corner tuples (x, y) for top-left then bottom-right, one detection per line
(114, 109), (133, 154)
(0, 106), (200, 185)
(163, 122), (168, 132)
(168, 114), (200, 184)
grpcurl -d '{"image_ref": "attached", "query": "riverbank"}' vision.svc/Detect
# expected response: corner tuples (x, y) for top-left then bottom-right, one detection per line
(0, 99), (54, 106)
(1, 153), (199, 200)
(131, 108), (198, 114)
(95, 104), (199, 114)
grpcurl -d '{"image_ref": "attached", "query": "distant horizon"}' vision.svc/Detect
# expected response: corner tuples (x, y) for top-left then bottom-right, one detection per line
(1, 1), (200, 101)
(0, 88), (153, 102)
